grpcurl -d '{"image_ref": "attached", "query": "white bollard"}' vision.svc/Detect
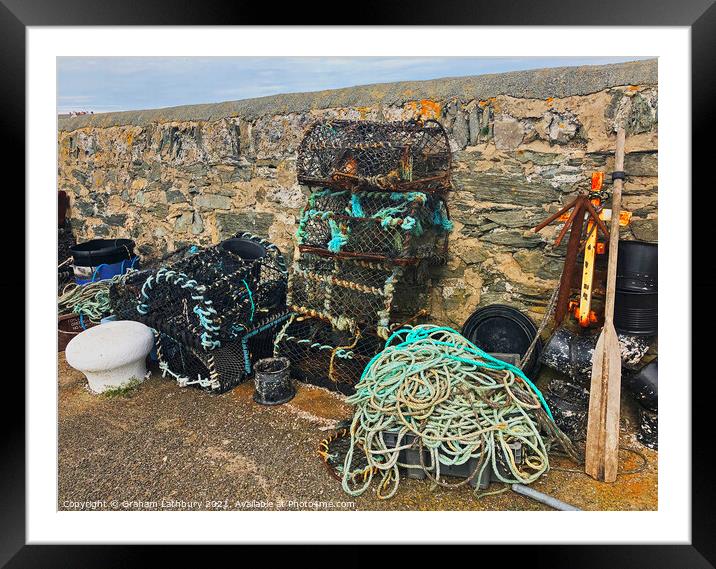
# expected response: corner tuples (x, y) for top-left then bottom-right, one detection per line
(65, 320), (154, 394)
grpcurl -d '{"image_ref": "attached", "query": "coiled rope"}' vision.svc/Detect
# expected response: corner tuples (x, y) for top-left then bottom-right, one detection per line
(58, 271), (134, 324)
(340, 325), (566, 499)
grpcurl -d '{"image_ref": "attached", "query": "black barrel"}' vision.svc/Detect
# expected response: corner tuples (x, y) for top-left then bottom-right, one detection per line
(637, 405), (658, 450)
(614, 290), (658, 336)
(617, 240), (657, 292)
(614, 240), (657, 336)
(544, 378), (590, 440)
(623, 359), (658, 411)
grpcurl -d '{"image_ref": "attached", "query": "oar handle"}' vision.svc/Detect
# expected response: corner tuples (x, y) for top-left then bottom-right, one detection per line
(604, 129), (625, 324)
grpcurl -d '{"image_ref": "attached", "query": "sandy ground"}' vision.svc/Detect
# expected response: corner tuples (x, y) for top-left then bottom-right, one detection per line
(58, 354), (657, 511)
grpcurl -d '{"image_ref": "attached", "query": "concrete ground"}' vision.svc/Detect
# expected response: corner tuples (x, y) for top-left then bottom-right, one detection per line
(58, 354), (657, 511)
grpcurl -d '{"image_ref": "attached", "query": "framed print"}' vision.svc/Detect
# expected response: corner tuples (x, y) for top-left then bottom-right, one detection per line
(4, 0), (711, 564)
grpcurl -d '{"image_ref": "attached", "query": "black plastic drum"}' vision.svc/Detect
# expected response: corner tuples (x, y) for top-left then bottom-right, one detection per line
(614, 290), (658, 336)
(462, 305), (542, 379)
(617, 240), (657, 292)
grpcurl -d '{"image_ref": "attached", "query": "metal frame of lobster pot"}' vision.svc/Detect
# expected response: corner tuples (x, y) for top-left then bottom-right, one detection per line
(107, 233), (289, 394)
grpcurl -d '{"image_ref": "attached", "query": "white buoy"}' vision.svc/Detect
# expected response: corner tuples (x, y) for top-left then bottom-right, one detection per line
(65, 320), (154, 394)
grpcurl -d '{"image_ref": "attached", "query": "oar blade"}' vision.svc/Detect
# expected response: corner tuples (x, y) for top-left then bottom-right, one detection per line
(585, 324), (622, 482)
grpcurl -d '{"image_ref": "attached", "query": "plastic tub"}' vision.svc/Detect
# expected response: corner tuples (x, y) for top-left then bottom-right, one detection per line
(220, 237), (268, 281)
(70, 239), (138, 285)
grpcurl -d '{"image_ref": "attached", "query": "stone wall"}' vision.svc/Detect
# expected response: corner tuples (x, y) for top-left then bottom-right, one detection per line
(58, 59), (657, 328)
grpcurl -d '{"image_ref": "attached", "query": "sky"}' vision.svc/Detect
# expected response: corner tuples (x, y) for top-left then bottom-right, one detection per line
(57, 56), (651, 115)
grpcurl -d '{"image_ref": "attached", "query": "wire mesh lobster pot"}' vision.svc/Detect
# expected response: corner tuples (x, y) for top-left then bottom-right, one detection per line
(108, 233), (289, 392)
(155, 310), (293, 393)
(297, 120), (452, 193)
(288, 251), (430, 338)
(297, 189), (451, 261)
(273, 315), (384, 395)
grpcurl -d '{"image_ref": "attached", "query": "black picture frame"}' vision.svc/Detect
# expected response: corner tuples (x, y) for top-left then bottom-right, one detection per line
(5, 0), (710, 565)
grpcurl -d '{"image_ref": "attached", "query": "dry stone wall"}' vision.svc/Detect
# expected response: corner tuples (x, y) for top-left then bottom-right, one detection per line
(58, 59), (657, 328)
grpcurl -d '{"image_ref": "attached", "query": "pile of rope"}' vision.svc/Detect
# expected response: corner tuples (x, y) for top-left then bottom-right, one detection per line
(58, 271), (132, 325)
(340, 325), (577, 499)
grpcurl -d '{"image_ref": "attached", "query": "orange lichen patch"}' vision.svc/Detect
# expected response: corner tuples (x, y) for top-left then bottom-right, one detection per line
(127, 131), (134, 145)
(355, 106), (372, 120)
(405, 99), (441, 120)
(627, 85), (640, 91)
(546, 97), (554, 103)
(478, 100), (489, 108)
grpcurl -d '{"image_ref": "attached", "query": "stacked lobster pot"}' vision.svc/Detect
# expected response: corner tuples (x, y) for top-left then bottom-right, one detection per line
(109, 233), (290, 393)
(274, 120), (453, 394)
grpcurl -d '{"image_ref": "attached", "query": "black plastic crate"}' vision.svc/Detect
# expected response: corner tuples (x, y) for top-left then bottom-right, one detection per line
(382, 431), (523, 490)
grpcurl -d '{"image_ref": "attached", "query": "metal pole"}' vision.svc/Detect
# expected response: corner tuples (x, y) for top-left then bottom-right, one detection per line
(512, 484), (581, 511)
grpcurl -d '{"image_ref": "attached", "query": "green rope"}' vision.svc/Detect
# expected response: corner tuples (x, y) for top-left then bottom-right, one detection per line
(340, 325), (555, 499)
(58, 272), (133, 322)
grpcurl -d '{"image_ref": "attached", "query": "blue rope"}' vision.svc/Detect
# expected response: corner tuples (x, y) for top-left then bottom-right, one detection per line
(90, 263), (109, 283)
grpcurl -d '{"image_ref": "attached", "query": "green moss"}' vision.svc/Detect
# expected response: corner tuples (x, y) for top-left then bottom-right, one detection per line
(102, 377), (143, 399)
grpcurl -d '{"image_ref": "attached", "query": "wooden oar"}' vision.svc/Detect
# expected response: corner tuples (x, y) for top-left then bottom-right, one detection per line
(585, 128), (626, 482)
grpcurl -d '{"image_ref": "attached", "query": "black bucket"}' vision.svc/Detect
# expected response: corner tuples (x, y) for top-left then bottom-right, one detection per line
(462, 305), (542, 379)
(220, 237), (267, 261)
(623, 359), (657, 411)
(253, 357), (294, 405)
(220, 237), (267, 281)
(614, 290), (658, 336)
(70, 238), (135, 266)
(69, 238), (137, 284)
(617, 240), (657, 292)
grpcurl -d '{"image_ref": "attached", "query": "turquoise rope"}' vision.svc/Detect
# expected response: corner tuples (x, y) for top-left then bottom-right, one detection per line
(369, 325), (553, 420)
(242, 279), (255, 322)
(350, 194), (364, 217)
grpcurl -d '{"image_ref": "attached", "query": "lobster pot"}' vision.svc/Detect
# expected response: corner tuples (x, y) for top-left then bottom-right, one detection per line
(288, 252), (430, 338)
(273, 316), (384, 395)
(109, 268), (155, 321)
(296, 120), (452, 193)
(297, 189), (451, 261)
(155, 310), (293, 394)
(109, 234), (287, 350)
